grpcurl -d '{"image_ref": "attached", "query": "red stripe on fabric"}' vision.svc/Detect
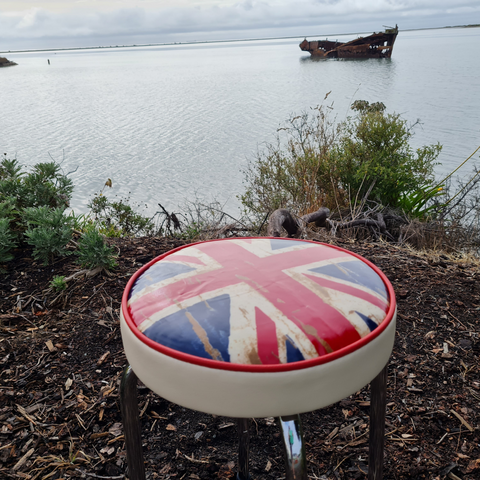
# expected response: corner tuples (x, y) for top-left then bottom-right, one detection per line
(254, 307), (280, 365)
(121, 238), (397, 372)
(263, 282), (362, 352)
(129, 241), (357, 347)
(129, 290), (174, 327)
(129, 242), (349, 331)
(303, 274), (389, 314)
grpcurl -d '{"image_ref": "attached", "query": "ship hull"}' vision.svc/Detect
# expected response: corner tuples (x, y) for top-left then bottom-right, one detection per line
(300, 26), (398, 59)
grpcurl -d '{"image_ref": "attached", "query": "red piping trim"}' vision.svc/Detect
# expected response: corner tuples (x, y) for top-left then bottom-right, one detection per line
(121, 237), (396, 373)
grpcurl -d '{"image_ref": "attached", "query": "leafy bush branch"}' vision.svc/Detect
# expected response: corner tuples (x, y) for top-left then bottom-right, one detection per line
(0, 156), (117, 270)
(241, 101), (480, 253)
(23, 206), (74, 265)
(241, 100), (443, 223)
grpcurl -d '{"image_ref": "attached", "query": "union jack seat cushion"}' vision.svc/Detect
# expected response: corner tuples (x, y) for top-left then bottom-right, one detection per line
(121, 238), (396, 417)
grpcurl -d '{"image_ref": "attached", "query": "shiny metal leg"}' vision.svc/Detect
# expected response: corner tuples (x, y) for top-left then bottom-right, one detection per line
(119, 365), (146, 480)
(236, 418), (251, 480)
(279, 415), (307, 480)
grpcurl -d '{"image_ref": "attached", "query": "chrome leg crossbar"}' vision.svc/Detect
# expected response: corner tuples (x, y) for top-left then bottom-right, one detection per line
(279, 415), (307, 480)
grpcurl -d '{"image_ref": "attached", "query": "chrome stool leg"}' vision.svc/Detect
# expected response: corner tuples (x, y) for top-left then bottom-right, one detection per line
(236, 418), (251, 480)
(119, 365), (146, 480)
(279, 415), (307, 480)
(368, 364), (388, 480)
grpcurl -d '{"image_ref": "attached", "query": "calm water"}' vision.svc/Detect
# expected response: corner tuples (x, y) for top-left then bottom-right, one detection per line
(1, 27), (480, 216)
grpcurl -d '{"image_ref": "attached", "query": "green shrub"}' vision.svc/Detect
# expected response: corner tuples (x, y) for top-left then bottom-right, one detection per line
(398, 184), (445, 220)
(334, 100), (442, 209)
(66, 210), (96, 232)
(0, 156), (75, 264)
(0, 157), (23, 181)
(88, 181), (154, 237)
(0, 217), (17, 263)
(0, 157), (156, 271)
(240, 105), (342, 221)
(241, 101), (442, 221)
(178, 220), (205, 240)
(0, 156), (73, 211)
(75, 229), (118, 270)
(23, 206), (74, 264)
(0, 196), (17, 222)
(50, 275), (67, 291)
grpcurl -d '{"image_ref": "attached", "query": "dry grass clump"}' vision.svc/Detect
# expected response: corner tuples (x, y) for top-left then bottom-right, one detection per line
(399, 220), (457, 252)
(399, 220), (480, 255)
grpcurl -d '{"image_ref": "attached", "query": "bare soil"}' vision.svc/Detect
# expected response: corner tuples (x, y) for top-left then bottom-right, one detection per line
(1, 236), (479, 480)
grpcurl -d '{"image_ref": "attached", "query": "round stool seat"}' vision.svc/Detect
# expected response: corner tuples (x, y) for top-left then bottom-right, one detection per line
(121, 238), (396, 418)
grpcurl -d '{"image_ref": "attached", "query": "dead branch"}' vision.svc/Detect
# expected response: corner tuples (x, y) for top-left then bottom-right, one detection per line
(267, 207), (330, 237)
(267, 205), (405, 241)
(301, 207), (330, 227)
(267, 209), (301, 237)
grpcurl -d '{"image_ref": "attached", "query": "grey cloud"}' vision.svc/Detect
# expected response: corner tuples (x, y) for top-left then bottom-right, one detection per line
(1, 0), (479, 50)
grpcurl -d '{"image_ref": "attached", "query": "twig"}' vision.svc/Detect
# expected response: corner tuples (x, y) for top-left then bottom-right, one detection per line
(197, 203), (248, 228)
(11, 313), (37, 327)
(157, 203), (170, 217)
(469, 388), (480, 401)
(182, 453), (210, 464)
(334, 454), (354, 471)
(358, 180), (376, 215)
(13, 448), (35, 471)
(450, 409), (474, 432)
(65, 165), (79, 176)
(75, 470), (124, 479)
(447, 473), (463, 480)
(257, 211), (270, 235)
(139, 398), (149, 418)
(437, 144), (480, 190)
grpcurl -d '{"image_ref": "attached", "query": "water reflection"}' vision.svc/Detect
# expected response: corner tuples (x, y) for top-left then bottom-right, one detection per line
(2, 29), (479, 216)
(300, 55), (393, 64)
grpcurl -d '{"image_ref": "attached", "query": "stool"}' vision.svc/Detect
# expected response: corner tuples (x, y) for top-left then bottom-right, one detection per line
(119, 238), (396, 479)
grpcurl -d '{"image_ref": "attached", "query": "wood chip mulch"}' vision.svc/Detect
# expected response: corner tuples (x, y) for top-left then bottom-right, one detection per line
(1, 236), (479, 480)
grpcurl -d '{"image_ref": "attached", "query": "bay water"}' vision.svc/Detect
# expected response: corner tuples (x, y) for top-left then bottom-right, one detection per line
(1, 27), (479, 217)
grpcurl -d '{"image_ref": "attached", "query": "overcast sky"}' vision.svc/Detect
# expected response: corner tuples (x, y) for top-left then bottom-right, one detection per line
(1, 0), (479, 51)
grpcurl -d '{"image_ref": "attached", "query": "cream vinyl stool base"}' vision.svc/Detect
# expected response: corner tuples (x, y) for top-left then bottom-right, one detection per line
(119, 238), (396, 480)
(119, 364), (388, 480)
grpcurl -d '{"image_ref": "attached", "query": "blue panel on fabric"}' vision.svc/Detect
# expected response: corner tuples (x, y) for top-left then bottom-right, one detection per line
(309, 261), (388, 299)
(285, 336), (306, 363)
(130, 262), (195, 298)
(143, 294), (231, 361)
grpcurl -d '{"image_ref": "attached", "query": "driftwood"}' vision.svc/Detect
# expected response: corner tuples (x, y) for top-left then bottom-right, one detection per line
(267, 207), (330, 237)
(327, 213), (395, 241)
(267, 207), (407, 241)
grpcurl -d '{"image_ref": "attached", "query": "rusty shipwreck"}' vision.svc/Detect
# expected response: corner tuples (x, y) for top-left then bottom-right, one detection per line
(300, 25), (398, 59)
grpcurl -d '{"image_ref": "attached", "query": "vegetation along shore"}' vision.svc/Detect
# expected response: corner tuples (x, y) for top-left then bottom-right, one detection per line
(1, 101), (479, 479)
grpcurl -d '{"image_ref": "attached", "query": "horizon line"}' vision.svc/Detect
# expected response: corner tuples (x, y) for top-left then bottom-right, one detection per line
(2, 23), (478, 55)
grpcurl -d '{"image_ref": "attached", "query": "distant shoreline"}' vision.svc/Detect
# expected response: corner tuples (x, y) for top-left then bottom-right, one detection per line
(1, 24), (479, 55)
